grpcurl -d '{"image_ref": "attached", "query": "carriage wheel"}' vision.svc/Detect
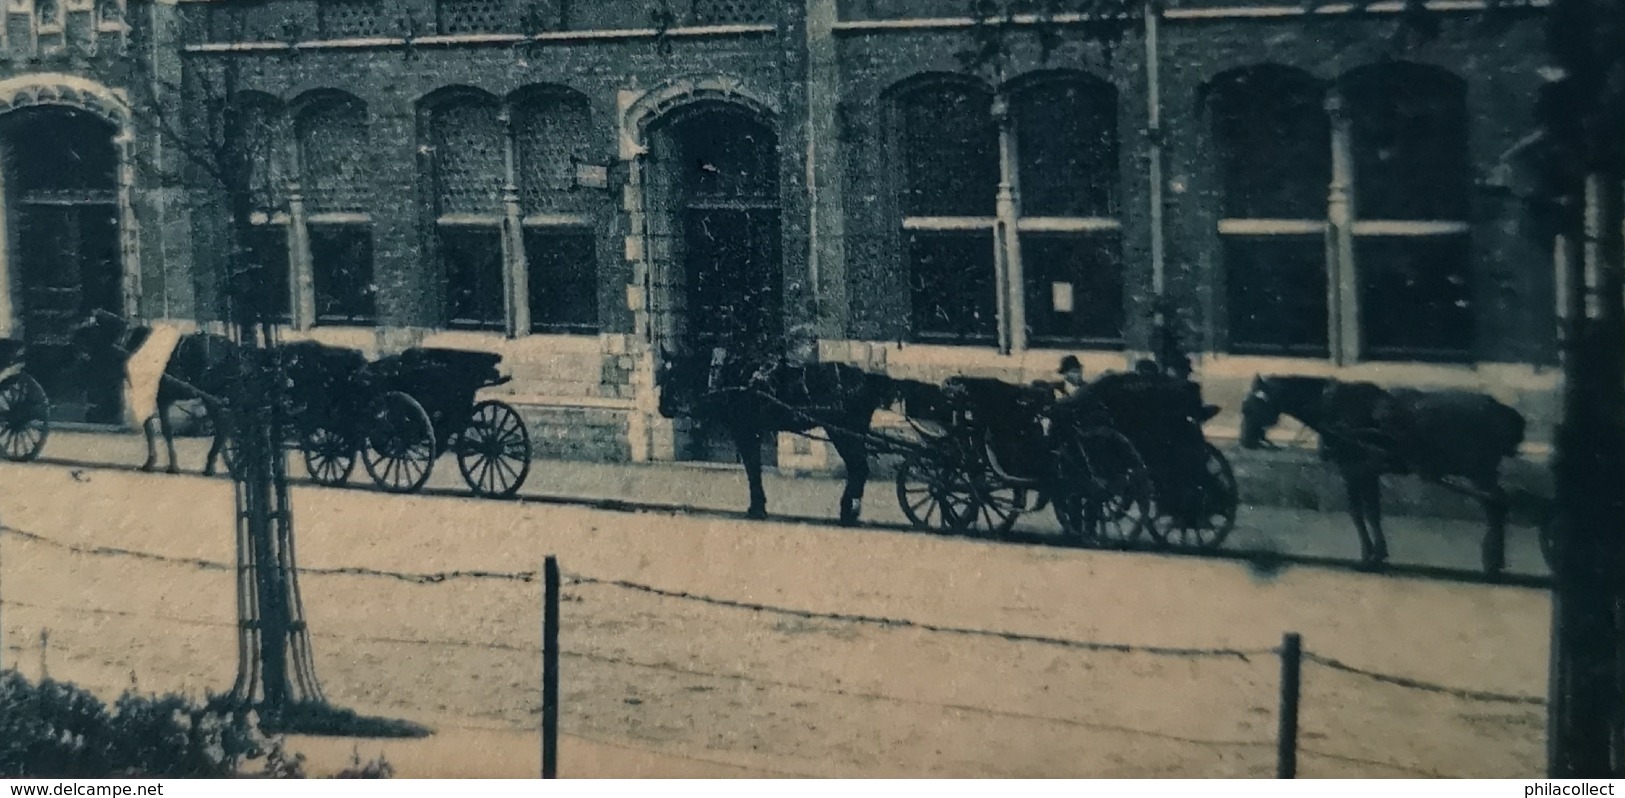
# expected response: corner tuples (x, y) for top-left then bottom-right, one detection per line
(896, 450), (977, 532)
(361, 391), (436, 494)
(455, 400), (532, 499)
(962, 460), (1025, 539)
(1052, 428), (1151, 547)
(1147, 442), (1239, 550)
(301, 425), (358, 487)
(0, 373), (48, 462)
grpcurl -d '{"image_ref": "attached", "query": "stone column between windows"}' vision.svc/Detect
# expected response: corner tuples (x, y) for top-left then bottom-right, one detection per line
(114, 122), (140, 318)
(285, 124), (315, 330)
(0, 138), (11, 336)
(804, 0), (846, 341)
(993, 89), (1026, 354)
(1324, 91), (1359, 365)
(287, 181), (312, 329)
(500, 104), (528, 337)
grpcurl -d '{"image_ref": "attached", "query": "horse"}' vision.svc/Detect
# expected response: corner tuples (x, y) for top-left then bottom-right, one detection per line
(1238, 374), (1526, 574)
(654, 347), (900, 525)
(70, 311), (242, 476)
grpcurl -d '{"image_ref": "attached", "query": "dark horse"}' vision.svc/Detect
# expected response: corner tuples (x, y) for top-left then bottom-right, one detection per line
(655, 348), (899, 525)
(1239, 374), (1526, 574)
(71, 311), (241, 475)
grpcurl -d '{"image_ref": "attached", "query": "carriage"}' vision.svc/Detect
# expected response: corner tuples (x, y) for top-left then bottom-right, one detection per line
(1075, 371), (1240, 549)
(892, 370), (1239, 550)
(891, 375), (1155, 545)
(353, 347), (533, 498)
(0, 339), (49, 462)
(229, 344), (533, 499)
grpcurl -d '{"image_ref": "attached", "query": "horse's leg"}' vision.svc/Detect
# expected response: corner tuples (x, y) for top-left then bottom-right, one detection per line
(140, 416), (159, 472)
(1341, 465), (1376, 564)
(734, 426), (768, 520)
(1362, 470), (1389, 566)
(201, 401), (227, 477)
(831, 430), (870, 527)
(158, 401), (181, 474)
(1475, 475), (1509, 576)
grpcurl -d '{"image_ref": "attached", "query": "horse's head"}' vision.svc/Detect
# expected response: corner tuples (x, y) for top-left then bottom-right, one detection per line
(68, 309), (135, 365)
(654, 346), (708, 419)
(1238, 374), (1282, 450)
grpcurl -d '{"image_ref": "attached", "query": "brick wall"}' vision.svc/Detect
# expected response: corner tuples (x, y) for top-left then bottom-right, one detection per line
(163, 0), (1563, 473)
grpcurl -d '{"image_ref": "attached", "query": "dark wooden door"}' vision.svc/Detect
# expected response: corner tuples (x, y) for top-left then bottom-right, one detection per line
(5, 106), (124, 425)
(681, 206), (783, 361)
(17, 202), (123, 424)
(663, 106), (783, 463)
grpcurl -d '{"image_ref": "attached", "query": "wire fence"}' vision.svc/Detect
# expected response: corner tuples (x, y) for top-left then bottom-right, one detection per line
(0, 523), (1548, 778)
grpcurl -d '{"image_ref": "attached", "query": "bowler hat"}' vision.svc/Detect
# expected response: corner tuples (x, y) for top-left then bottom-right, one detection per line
(1058, 355), (1082, 373)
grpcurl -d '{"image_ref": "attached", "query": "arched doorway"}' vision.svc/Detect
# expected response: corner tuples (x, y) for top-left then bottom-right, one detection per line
(647, 102), (783, 462)
(1, 105), (123, 424)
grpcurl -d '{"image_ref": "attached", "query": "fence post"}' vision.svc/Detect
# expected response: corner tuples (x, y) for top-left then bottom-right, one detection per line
(542, 556), (560, 779)
(1277, 632), (1302, 778)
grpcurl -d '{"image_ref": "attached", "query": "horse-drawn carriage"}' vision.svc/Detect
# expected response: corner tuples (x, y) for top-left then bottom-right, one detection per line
(0, 339), (49, 462)
(356, 347), (532, 498)
(890, 369), (1238, 550)
(226, 343), (533, 499)
(892, 375), (1153, 545)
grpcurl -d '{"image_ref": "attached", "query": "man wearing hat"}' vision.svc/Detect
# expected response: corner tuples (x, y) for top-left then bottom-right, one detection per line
(1058, 354), (1086, 398)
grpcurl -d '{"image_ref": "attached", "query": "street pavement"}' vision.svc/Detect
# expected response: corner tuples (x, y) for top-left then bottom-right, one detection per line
(16, 428), (1551, 579)
(0, 451), (1549, 777)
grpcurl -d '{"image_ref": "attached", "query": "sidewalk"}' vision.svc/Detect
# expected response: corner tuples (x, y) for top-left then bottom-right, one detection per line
(21, 427), (1552, 577)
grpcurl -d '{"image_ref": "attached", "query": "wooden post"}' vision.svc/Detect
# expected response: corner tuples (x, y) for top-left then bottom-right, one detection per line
(1277, 632), (1302, 778)
(542, 556), (560, 779)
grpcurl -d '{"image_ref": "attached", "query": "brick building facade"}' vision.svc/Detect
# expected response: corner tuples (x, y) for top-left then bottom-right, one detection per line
(0, 0), (1565, 466)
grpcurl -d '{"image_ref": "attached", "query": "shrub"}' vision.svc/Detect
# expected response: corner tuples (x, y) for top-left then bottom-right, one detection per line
(0, 672), (405, 778)
(0, 671), (263, 778)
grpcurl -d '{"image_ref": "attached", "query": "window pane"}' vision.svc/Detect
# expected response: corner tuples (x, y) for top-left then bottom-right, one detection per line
(1022, 231), (1124, 345)
(1224, 235), (1329, 356)
(245, 224), (291, 324)
(309, 224), (375, 326)
(296, 94), (370, 214)
(1014, 77), (1118, 218)
(907, 230), (996, 343)
(1210, 68), (1329, 219)
(1345, 67), (1469, 221)
(441, 226), (504, 331)
(526, 228), (598, 334)
(898, 83), (996, 217)
(429, 95), (504, 216)
(513, 89), (594, 215)
(1357, 234), (1472, 361)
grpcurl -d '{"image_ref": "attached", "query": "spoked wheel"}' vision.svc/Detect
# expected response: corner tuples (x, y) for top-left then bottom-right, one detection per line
(362, 391), (436, 494)
(456, 400), (532, 499)
(301, 425), (358, 487)
(959, 473), (1026, 539)
(1147, 442), (1239, 550)
(0, 373), (48, 462)
(1052, 428), (1152, 547)
(896, 450), (977, 532)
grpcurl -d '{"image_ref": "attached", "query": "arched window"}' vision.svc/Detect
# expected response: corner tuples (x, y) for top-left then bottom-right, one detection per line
(423, 89), (505, 330)
(894, 77), (997, 343)
(512, 86), (597, 334)
(1344, 64), (1472, 361)
(1013, 72), (1123, 345)
(1208, 66), (1330, 356)
(296, 92), (374, 326)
